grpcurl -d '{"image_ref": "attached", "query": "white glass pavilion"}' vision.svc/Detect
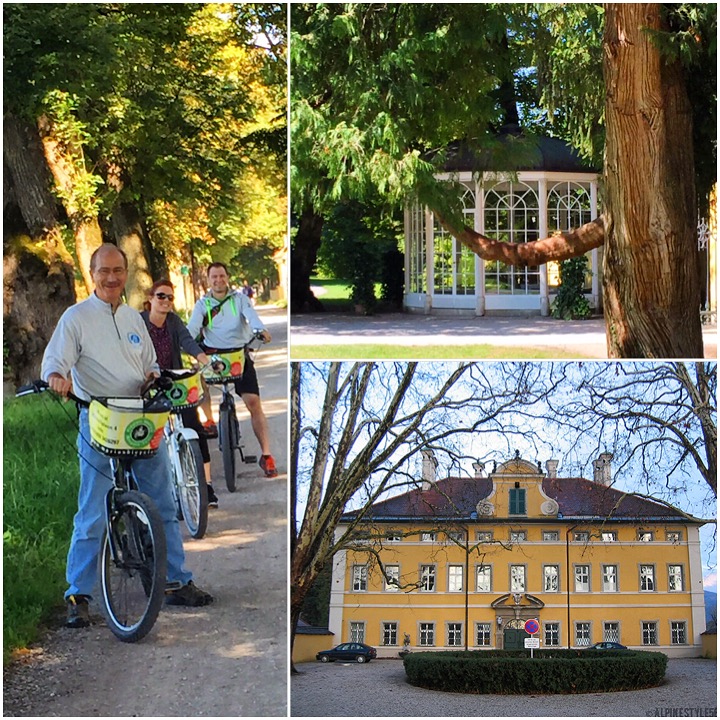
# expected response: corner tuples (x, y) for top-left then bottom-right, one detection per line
(405, 137), (601, 316)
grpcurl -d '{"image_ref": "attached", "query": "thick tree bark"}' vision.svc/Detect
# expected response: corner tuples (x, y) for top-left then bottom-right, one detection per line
(37, 114), (103, 294)
(3, 113), (76, 384)
(290, 207), (325, 312)
(111, 202), (155, 311)
(601, 3), (703, 358)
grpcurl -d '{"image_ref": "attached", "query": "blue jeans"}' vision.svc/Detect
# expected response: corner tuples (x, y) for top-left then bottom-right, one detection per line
(65, 409), (193, 599)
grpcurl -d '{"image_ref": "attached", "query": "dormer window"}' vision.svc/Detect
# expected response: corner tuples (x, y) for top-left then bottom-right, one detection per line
(509, 487), (526, 515)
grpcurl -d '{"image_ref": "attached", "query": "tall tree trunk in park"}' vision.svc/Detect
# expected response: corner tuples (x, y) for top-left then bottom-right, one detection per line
(37, 114), (103, 294)
(3, 113), (76, 385)
(290, 207), (325, 312)
(111, 202), (155, 311)
(601, 3), (703, 358)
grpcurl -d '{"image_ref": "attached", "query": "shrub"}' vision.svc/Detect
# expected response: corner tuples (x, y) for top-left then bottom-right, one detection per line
(551, 256), (592, 320)
(403, 649), (668, 694)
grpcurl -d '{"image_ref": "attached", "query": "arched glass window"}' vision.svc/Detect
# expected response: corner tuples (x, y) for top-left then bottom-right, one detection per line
(407, 202), (426, 293)
(483, 182), (540, 295)
(547, 182), (593, 292)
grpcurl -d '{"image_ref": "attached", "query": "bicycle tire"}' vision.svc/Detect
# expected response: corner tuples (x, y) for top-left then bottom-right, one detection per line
(219, 405), (237, 492)
(176, 436), (208, 539)
(98, 490), (167, 642)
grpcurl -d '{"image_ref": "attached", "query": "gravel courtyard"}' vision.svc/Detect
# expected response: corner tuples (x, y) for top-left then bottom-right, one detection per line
(291, 657), (717, 717)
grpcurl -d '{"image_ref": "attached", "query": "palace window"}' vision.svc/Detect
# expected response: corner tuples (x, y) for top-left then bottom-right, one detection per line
(476, 565), (492, 593)
(509, 487), (527, 515)
(543, 531), (559, 542)
(544, 565), (559, 592)
(510, 565), (526, 592)
(386, 532), (402, 542)
(352, 565), (367, 592)
(602, 565), (618, 592)
(448, 565), (464, 592)
(544, 622), (560, 647)
(574, 565), (590, 592)
(668, 565), (684, 592)
(575, 622), (591, 647)
(671, 621), (687, 645)
(382, 622), (398, 646)
(419, 622), (435, 646)
(446, 530), (466, 543)
(447, 623), (463, 647)
(421, 532), (437, 542)
(666, 531), (682, 543)
(510, 530), (527, 542)
(476, 623), (492, 647)
(604, 622), (620, 643)
(384, 565), (400, 592)
(476, 531), (493, 542)
(638, 531), (654, 542)
(420, 565), (436, 592)
(642, 621), (658, 645)
(350, 621), (365, 643)
(640, 565), (655, 591)
(574, 531), (589, 542)
(601, 531), (617, 542)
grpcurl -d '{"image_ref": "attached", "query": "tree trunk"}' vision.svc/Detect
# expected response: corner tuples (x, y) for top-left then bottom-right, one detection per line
(111, 202), (154, 311)
(37, 114), (103, 294)
(290, 207), (325, 312)
(602, 3), (703, 358)
(3, 113), (76, 384)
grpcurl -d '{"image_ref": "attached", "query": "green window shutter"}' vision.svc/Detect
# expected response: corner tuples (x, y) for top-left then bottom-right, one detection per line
(509, 488), (526, 515)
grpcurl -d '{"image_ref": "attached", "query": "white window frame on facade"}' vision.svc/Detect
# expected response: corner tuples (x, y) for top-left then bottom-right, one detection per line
(638, 531), (654, 542)
(447, 622), (463, 647)
(446, 530), (466, 543)
(575, 621), (592, 647)
(601, 531), (618, 542)
(603, 621), (620, 643)
(476, 531), (494, 542)
(574, 564), (591, 592)
(544, 621), (561, 647)
(476, 622), (492, 647)
(574, 531), (589, 543)
(642, 621), (659, 646)
(476, 564), (492, 593)
(352, 565), (368, 592)
(670, 620), (687, 645)
(384, 565), (400, 592)
(510, 530), (527, 542)
(385, 532), (402, 543)
(668, 564), (684, 592)
(602, 564), (619, 593)
(543, 564), (560, 592)
(510, 564), (526, 592)
(448, 564), (464, 592)
(420, 564), (436, 592)
(640, 564), (656, 592)
(543, 530), (560, 542)
(382, 621), (398, 646)
(419, 622), (435, 647)
(421, 531), (437, 543)
(350, 621), (365, 643)
(666, 531), (682, 543)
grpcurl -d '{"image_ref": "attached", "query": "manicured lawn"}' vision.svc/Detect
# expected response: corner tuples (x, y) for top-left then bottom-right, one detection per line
(290, 344), (588, 360)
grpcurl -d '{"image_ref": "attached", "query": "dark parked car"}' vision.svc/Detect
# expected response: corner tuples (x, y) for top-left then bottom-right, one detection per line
(316, 642), (377, 663)
(590, 641), (628, 650)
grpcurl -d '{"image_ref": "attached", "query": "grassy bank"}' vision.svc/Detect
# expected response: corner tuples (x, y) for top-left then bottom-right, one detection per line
(3, 394), (80, 661)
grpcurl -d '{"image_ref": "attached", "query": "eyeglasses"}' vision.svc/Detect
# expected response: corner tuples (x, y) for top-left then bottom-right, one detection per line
(155, 293), (174, 301)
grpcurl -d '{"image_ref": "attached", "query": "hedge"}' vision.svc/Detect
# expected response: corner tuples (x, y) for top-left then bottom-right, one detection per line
(402, 649), (668, 694)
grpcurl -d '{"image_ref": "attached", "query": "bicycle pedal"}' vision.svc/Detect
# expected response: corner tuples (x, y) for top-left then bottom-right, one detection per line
(244, 455), (258, 464)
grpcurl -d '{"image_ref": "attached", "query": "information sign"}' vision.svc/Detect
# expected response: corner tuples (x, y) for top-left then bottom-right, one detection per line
(524, 637), (540, 649)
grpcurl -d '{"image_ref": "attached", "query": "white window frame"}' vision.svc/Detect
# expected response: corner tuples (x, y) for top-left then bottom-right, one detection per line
(543, 564), (560, 592)
(384, 565), (400, 592)
(543, 531), (560, 542)
(574, 564), (590, 592)
(382, 621), (398, 646)
(575, 621), (591, 647)
(638, 531), (654, 542)
(419, 622), (435, 647)
(640, 564), (656, 592)
(476, 564), (492, 593)
(447, 622), (463, 647)
(386, 532), (402, 543)
(476, 622), (492, 647)
(544, 622), (560, 647)
(476, 531), (493, 542)
(603, 621), (620, 643)
(350, 621), (365, 643)
(668, 564), (684, 592)
(420, 565), (436, 592)
(421, 531), (437, 542)
(666, 531), (682, 543)
(510, 530), (527, 542)
(352, 565), (368, 592)
(601, 531), (617, 542)
(602, 564), (618, 593)
(510, 564), (526, 592)
(448, 565), (464, 593)
(670, 621), (687, 645)
(642, 621), (658, 645)
(574, 531), (589, 542)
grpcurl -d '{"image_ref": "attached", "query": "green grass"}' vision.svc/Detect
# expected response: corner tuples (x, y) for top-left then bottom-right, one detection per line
(309, 277), (384, 310)
(290, 344), (588, 360)
(3, 394), (80, 662)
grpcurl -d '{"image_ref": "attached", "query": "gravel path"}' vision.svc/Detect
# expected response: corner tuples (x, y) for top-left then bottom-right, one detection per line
(291, 657), (717, 717)
(3, 306), (289, 718)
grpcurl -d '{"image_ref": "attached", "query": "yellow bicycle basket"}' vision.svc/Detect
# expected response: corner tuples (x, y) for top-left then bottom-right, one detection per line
(204, 349), (245, 384)
(88, 398), (170, 457)
(165, 371), (204, 410)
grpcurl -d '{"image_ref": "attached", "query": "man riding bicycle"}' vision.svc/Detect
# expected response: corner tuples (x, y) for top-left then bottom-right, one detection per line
(41, 244), (213, 628)
(187, 261), (279, 479)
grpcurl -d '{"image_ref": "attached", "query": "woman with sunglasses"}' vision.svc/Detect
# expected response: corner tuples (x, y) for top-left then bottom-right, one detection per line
(141, 280), (219, 508)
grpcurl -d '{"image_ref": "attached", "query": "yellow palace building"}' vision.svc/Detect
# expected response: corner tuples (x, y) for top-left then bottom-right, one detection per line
(328, 453), (707, 658)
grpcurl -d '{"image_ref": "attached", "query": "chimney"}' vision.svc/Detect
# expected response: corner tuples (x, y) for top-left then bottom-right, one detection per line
(472, 461), (485, 479)
(421, 449), (437, 490)
(546, 459), (559, 478)
(592, 452), (614, 486)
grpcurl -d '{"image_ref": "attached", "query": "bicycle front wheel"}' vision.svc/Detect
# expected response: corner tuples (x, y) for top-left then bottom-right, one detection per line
(219, 405), (238, 492)
(98, 490), (167, 642)
(177, 436), (208, 539)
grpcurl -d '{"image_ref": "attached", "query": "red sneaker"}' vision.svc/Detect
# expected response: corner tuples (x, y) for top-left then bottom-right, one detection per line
(259, 454), (278, 477)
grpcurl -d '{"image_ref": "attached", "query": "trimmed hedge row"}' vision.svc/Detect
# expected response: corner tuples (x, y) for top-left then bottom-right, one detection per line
(402, 649), (668, 694)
